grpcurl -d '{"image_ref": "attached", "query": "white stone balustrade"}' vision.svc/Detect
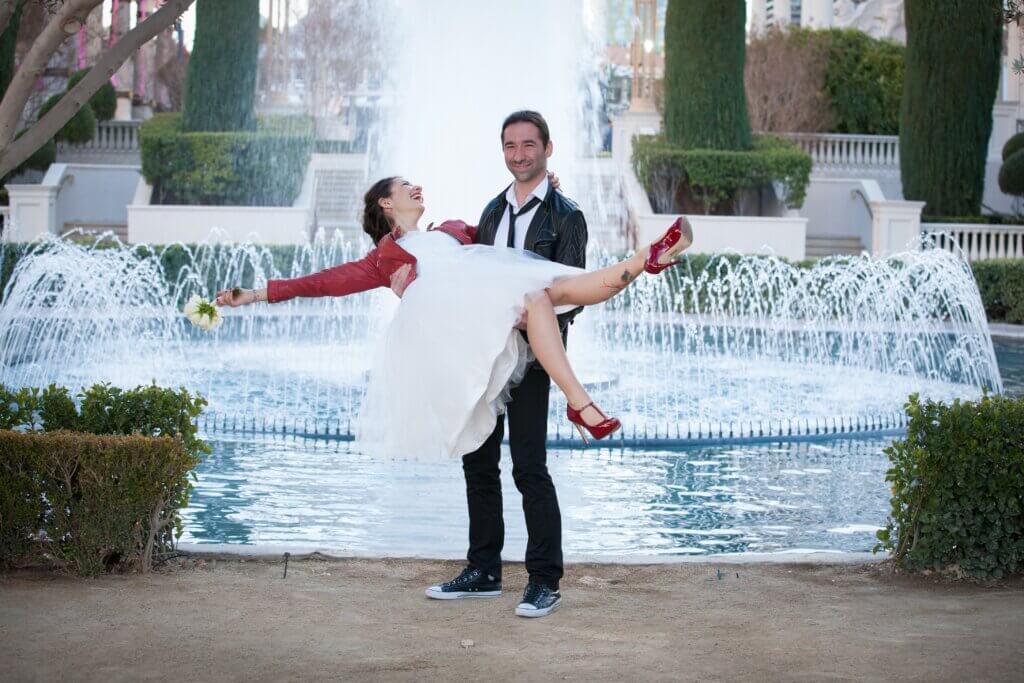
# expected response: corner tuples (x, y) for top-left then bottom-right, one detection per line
(57, 121), (142, 164)
(923, 223), (1024, 262)
(776, 132), (900, 174)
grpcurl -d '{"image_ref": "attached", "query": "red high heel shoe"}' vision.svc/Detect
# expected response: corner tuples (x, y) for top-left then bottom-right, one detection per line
(567, 401), (622, 445)
(644, 216), (693, 274)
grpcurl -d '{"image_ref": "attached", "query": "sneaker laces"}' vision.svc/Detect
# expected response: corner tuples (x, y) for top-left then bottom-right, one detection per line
(444, 566), (478, 589)
(522, 582), (547, 605)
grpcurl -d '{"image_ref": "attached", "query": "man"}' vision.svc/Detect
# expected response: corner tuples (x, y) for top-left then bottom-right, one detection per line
(425, 110), (588, 618)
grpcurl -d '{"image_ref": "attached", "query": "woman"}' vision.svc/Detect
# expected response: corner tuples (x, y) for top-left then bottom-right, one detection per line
(216, 176), (692, 457)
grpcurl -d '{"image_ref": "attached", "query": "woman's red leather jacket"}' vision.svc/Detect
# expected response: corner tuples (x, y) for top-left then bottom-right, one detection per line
(267, 220), (476, 302)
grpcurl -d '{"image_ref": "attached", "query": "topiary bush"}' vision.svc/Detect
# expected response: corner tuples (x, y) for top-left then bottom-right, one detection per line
(875, 393), (1024, 579)
(998, 149), (1024, 197)
(67, 68), (117, 121)
(38, 93), (96, 144)
(1002, 131), (1024, 162)
(632, 133), (812, 213)
(141, 113), (314, 206)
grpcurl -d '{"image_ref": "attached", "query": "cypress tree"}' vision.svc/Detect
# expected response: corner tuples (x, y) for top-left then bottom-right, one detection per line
(663, 0), (751, 150)
(900, 1), (1002, 216)
(182, 0), (259, 132)
(0, 1), (25, 100)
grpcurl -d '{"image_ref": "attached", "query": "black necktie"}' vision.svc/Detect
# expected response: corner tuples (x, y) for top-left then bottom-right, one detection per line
(507, 196), (541, 248)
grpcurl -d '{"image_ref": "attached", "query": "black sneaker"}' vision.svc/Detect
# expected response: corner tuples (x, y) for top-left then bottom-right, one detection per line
(425, 566), (502, 599)
(515, 581), (561, 618)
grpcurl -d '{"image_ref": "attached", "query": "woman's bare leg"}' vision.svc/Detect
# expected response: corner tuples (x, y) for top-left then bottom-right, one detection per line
(524, 291), (592, 410)
(547, 219), (693, 308)
(546, 250), (648, 308)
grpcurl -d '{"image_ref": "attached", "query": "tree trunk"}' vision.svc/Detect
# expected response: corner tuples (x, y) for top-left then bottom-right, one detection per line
(0, 0), (197, 178)
(900, 1), (1003, 216)
(664, 0), (752, 150)
(182, 0), (259, 132)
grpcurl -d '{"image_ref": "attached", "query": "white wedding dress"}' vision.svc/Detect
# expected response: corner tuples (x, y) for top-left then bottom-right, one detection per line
(355, 229), (583, 458)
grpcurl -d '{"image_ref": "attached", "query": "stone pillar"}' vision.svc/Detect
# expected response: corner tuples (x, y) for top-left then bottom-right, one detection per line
(611, 110), (661, 169)
(802, 0), (834, 29)
(111, 0), (133, 95)
(869, 199), (925, 256)
(5, 184), (59, 242)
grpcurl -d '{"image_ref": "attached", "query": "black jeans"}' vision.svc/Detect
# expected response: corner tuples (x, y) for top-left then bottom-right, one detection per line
(461, 365), (563, 589)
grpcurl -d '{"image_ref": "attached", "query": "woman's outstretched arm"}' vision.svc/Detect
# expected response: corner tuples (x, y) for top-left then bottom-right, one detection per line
(216, 250), (389, 307)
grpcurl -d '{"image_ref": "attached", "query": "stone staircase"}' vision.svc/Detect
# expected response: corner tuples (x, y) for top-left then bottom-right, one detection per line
(573, 157), (632, 253)
(312, 160), (366, 237)
(805, 235), (865, 258)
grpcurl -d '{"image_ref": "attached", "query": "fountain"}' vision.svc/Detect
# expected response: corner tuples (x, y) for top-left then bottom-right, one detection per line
(0, 1), (1007, 555)
(0, 232), (1001, 447)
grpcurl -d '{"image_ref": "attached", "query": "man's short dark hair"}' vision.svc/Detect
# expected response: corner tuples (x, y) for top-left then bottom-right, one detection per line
(501, 110), (550, 146)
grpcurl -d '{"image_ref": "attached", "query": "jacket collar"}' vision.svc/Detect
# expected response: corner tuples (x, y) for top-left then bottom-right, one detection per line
(482, 181), (554, 249)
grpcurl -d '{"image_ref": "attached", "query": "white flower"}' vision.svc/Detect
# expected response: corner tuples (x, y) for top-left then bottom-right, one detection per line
(183, 294), (223, 332)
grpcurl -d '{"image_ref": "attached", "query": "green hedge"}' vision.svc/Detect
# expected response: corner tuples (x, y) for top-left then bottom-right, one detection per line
(971, 260), (1024, 324)
(875, 393), (1024, 579)
(0, 383), (209, 574)
(140, 113), (314, 206)
(0, 431), (195, 575)
(632, 134), (812, 213)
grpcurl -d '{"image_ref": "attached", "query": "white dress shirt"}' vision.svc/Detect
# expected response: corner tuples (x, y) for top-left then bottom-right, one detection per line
(493, 175), (549, 251)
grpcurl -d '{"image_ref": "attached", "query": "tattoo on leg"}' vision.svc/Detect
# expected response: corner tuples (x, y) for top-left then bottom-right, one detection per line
(620, 269), (633, 283)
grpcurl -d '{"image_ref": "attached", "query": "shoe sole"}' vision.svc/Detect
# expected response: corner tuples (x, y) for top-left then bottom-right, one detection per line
(425, 588), (502, 600)
(515, 600), (561, 618)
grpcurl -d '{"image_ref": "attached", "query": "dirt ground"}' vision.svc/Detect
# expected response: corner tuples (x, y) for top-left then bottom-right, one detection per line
(2, 555), (1023, 682)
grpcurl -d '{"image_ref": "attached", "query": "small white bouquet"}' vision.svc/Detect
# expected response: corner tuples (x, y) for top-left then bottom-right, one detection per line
(183, 293), (224, 331)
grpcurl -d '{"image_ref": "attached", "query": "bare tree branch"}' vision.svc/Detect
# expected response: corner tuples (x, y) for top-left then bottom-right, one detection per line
(0, 0), (101, 151)
(0, 0), (196, 177)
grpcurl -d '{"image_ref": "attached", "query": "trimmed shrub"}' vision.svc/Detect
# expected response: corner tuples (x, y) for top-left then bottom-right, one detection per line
(67, 68), (117, 122)
(0, 382), (208, 574)
(923, 214), (1024, 225)
(998, 149), (1024, 197)
(632, 133), (812, 213)
(971, 259), (1024, 323)
(1002, 131), (1024, 162)
(0, 431), (197, 575)
(901, 1), (1003, 216)
(875, 393), (1024, 579)
(140, 113), (314, 206)
(664, 0), (751, 150)
(38, 93), (96, 144)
